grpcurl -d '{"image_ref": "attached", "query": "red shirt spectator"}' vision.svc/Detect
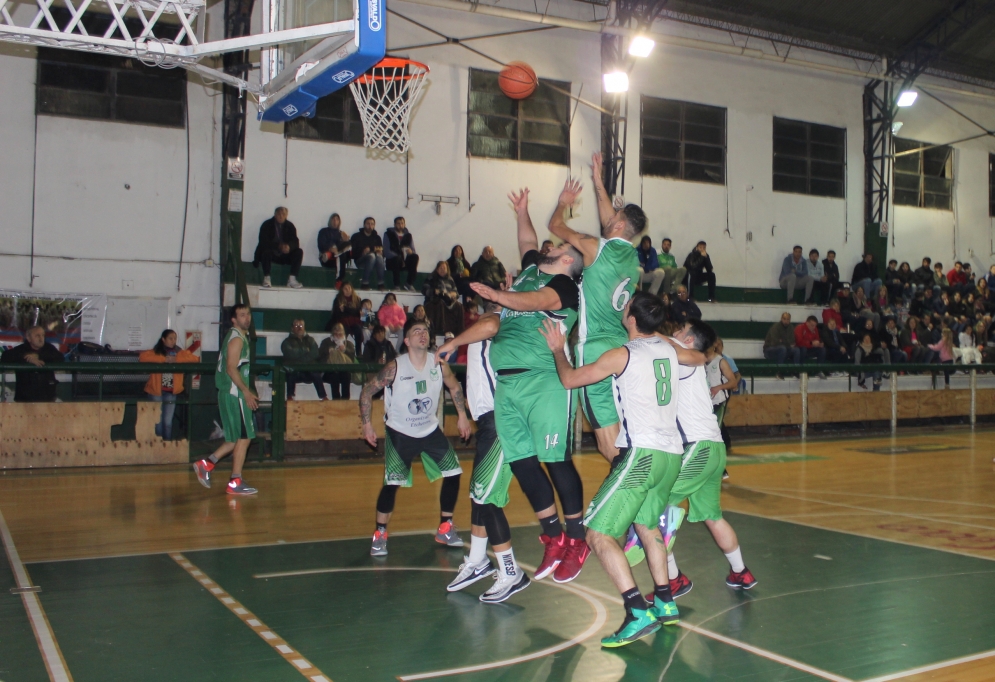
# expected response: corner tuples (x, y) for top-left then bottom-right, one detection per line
(822, 307), (843, 329)
(794, 320), (821, 348)
(948, 267), (968, 287)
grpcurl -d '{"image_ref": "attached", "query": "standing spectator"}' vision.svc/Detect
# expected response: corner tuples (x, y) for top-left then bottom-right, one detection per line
(670, 285), (701, 324)
(447, 245), (473, 298)
(821, 317), (850, 364)
(383, 216), (419, 291)
(683, 241), (716, 302)
(807, 249), (829, 304)
(319, 323), (357, 400)
(763, 312), (802, 371)
(139, 329), (198, 440)
(329, 282), (364, 350)
(658, 238), (686, 295)
(854, 332), (884, 391)
(947, 262), (968, 294)
(932, 262), (949, 295)
(636, 235), (665, 294)
(423, 261), (464, 336)
(361, 324), (398, 365)
(913, 257), (934, 294)
(282, 319), (326, 401)
(351, 217), (386, 290)
(851, 253), (882, 299)
(377, 292), (407, 348)
(794, 315), (827, 366)
(253, 207), (303, 289)
(929, 329), (956, 387)
(470, 246), (507, 289)
(822, 250), (842, 297)
(316, 213), (352, 285)
(1, 326), (62, 402)
(899, 316), (934, 365)
(779, 245), (814, 304)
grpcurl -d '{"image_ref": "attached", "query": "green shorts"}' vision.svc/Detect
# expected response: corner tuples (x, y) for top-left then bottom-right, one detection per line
(584, 447), (681, 538)
(468, 431), (512, 507)
(218, 389), (255, 443)
(578, 340), (621, 430)
(494, 370), (574, 465)
(383, 426), (462, 487)
(667, 440), (727, 522)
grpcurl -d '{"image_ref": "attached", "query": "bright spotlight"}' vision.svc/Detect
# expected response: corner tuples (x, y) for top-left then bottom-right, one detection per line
(603, 71), (629, 93)
(891, 121), (904, 135)
(628, 36), (655, 57)
(896, 90), (918, 107)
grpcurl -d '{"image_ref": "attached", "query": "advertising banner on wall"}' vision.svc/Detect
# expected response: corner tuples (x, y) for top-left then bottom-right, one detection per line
(0, 290), (107, 352)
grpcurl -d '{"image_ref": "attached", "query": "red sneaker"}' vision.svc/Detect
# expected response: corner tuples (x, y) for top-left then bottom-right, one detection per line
(534, 533), (566, 580)
(670, 571), (693, 598)
(552, 537), (591, 583)
(726, 567), (757, 590)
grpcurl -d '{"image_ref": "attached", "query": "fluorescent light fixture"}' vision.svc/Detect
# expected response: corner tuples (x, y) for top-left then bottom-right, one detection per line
(891, 121), (904, 135)
(896, 90), (918, 107)
(603, 71), (629, 93)
(628, 36), (655, 57)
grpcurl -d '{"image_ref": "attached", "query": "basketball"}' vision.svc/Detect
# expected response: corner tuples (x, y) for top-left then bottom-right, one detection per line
(498, 61), (537, 99)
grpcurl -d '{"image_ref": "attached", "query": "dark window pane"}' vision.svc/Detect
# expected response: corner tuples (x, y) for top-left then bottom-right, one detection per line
(810, 124), (845, 146)
(39, 63), (108, 92)
(923, 147), (951, 176)
(641, 158), (681, 178)
(520, 97), (564, 122)
(115, 97), (183, 126)
(923, 176), (951, 194)
(684, 163), (724, 184)
(469, 91), (515, 117)
(116, 70), (185, 100)
(894, 190), (919, 206)
(894, 152), (920, 174)
(683, 143), (723, 165)
(521, 121), (567, 146)
(923, 192), (950, 210)
(811, 161), (844, 181)
(774, 119), (807, 141)
(893, 137), (952, 210)
(642, 119), (680, 140)
(684, 123), (723, 145)
(521, 143), (568, 165)
(773, 118), (845, 198)
(640, 95), (726, 184)
(37, 87), (111, 118)
(773, 137), (807, 157)
(894, 173), (921, 191)
(810, 179), (844, 198)
(810, 142), (843, 162)
(773, 174), (808, 194)
(286, 86), (362, 145)
(642, 138), (680, 159)
(684, 103), (724, 127)
(469, 135), (514, 159)
(468, 114), (516, 139)
(773, 156), (807, 176)
(643, 98), (681, 120)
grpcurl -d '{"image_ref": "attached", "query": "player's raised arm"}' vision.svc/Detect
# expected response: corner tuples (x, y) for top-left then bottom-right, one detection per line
(509, 188), (539, 261)
(434, 313), (501, 363)
(440, 361), (472, 441)
(539, 319), (627, 389)
(591, 151), (616, 230)
(548, 177), (599, 266)
(359, 359), (397, 447)
(470, 281), (562, 313)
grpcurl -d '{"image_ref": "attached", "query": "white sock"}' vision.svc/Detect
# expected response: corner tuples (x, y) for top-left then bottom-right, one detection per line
(725, 547), (745, 573)
(469, 534), (488, 564)
(667, 551), (679, 580)
(495, 548), (518, 578)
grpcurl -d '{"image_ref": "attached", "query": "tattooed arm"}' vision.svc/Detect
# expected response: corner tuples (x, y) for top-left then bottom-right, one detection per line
(359, 359), (396, 447)
(441, 360), (471, 441)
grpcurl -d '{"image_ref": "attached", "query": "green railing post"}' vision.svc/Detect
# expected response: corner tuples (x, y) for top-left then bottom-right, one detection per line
(271, 363), (286, 461)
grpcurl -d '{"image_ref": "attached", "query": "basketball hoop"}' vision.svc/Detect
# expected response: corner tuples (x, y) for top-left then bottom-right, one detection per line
(349, 57), (429, 154)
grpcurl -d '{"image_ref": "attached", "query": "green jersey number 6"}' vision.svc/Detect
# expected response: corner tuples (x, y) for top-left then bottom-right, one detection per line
(612, 278), (632, 312)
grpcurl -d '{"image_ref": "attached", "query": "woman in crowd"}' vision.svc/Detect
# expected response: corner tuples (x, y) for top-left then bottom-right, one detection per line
(854, 332), (884, 391)
(899, 316), (934, 365)
(948, 291), (967, 319)
(897, 262), (914, 302)
(929, 328), (956, 387)
(423, 260), (464, 336)
(329, 282), (363, 351)
(139, 329), (198, 440)
(361, 324), (398, 365)
(956, 326), (983, 365)
(319, 323), (356, 400)
(377, 292), (407, 349)
(873, 288), (895, 321)
(447, 245), (473, 298)
(881, 317), (907, 363)
(408, 304), (433, 341)
(852, 287), (880, 330)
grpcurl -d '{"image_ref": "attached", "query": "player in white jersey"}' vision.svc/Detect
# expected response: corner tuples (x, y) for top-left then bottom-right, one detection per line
(539, 292), (705, 648)
(360, 318), (471, 557)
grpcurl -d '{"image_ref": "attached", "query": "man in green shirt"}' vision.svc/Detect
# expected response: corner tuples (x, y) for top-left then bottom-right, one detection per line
(658, 238), (687, 295)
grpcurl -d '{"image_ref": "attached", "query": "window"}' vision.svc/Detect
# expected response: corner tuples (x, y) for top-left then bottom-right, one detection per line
(285, 87), (364, 145)
(772, 118), (845, 198)
(467, 68), (570, 165)
(893, 138), (953, 210)
(990, 154), (994, 217)
(640, 96), (725, 184)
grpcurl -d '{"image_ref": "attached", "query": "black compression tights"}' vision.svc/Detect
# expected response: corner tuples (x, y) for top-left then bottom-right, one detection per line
(471, 500), (485, 527)
(545, 461), (584, 516)
(482, 503), (512, 546)
(375, 475), (462, 516)
(509, 457), (556, 513)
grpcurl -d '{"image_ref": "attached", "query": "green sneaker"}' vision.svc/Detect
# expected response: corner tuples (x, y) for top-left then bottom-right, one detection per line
(649, 598), (680, 625)
(600, 608), (660, 648)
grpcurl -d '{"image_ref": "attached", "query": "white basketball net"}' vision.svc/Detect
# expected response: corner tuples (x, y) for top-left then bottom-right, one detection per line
(349, 59), (429, 154)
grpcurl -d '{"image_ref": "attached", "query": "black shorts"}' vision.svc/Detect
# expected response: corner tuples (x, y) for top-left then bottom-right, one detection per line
(474, 411), (497, 467)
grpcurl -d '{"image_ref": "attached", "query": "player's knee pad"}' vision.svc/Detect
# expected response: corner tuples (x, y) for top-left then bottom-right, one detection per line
(482, 503), (512, 546)
(376, 485), (399, 514)
(439, 474), (461, 514)
(509, 457), (556, 513)
(545, 461), (584, 516)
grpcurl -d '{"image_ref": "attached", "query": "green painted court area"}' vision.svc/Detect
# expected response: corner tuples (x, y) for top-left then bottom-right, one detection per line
(11, 513), (995, 682)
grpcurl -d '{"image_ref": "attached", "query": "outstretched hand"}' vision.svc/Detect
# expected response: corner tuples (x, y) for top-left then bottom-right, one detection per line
(508, 188), (530, 215)
(591, 152), (604, 185)
(434, 339), (458, 364)
(557, 177), (583, 208)
(539, 318), (566, 352)
(470, 282), (499, 301)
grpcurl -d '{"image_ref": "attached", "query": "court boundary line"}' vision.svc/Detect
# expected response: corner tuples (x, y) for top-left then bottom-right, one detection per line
(171, 553), (332, 682)
(747, 486), (995, 510)
(860, 648), (995, 681)
(252, 565), (609, 680)
(0, 508), (73, 682)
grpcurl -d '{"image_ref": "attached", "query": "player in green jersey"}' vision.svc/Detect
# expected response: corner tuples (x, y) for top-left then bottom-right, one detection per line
(548, 154), (646, 464)
(192, 304), (259, 495)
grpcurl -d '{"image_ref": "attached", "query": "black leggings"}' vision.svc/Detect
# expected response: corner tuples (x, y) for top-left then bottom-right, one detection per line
(376, 475), (461, 515)
(545, 460), (583, 516)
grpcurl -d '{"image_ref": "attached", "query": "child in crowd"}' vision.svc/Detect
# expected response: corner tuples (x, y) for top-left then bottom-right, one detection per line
(929, 328), (955, 387)
(360, 298), (375, 345)
(377, 292), (407, 349)
(956, 326), (983, 365)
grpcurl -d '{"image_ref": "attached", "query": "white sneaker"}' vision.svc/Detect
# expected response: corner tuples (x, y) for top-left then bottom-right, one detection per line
(447, 558), (496, 592)
(261, 276), (272, 288)
(480, 571), (530, 604)
(287, 276), (303, 289)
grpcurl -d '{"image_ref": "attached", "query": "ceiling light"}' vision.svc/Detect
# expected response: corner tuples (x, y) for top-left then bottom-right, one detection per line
(891, 121), (903, 135)
(896, 90), (917, 107)
(628, 36), (655, 57)
(603, 71), (629, 93)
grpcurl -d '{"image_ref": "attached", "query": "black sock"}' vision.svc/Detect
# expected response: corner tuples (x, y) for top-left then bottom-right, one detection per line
(440, 514), (451, 526)
(565, 516), (585, 540)
(539, 515), (563, 538)
(654, 583), (674, 604)
(376, 522), (387, 533)
(622, 587), (647, 612)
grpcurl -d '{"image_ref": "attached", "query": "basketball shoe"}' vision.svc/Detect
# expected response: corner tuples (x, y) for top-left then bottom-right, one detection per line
(370, 529), (388, 557)
(435, 520), (464, 547)
(553, 537), (590, 583)
(600, 608), (660, 648)
(447, 558), (496, 592)
(479, 571), (530, 603)
(670, 571), (693, 598)
(226, 477), (257, 495)
(726, 567), (758, 590)
(193, 460), (212, 488)
(534, 533), (566, 580)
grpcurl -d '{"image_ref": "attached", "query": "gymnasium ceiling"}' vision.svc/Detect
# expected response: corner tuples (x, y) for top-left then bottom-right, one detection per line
(646, 0), (995, 86)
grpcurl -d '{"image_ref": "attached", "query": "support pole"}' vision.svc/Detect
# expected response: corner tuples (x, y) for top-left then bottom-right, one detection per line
(800, 372), (808, 440)
(890, 370), (898, 435)
(970, 368), (977, 428)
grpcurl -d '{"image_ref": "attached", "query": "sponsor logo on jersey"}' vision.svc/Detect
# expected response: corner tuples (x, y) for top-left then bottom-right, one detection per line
(331, 69), (355, 84)
(415, 380), (427, 394)
(398, 376), (413, 381)
(367, 0), (382, 31)
(408, 397), (433, 414)
(386, 472), (407, 482)
(429, 368), (440, 381)
(471, 482), (485, 498)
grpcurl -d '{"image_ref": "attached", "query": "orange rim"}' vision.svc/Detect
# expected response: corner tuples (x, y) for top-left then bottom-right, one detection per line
(354, 57), (430, 84)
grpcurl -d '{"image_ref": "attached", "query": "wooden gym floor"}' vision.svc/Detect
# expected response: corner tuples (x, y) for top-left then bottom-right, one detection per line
(2, 428), (994, 682)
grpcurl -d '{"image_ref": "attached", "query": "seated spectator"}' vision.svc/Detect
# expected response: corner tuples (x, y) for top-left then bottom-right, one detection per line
(763, 312), (801, 370)
(1, 326), (62, 402)
(424, 261), (464, 336)
(823, 250), (842, 297)
(897, 262), (914, 301)
(822, 298), (844, 329)
(956, 326), (983, 364)
(873, 288), (895, 320)
(636, 236), (665, 294)
(929, 328), (956, 386)
(821, 317), (850, 364)
(540, 240), (555, 255)
(253, 206), (303, 289)
(851, 253), (882, 299)
(779, 245), (814, 304)
(408, 304), (432, 338)
(913, 257), (934, 294)
(377, 292), (407, 348)
(660, 292), (673, 322)
(835, 286), (862, 330)
(947, 261), (968, 295)
(139, 329), (198, 440)
(471, 246), (507, 289)
(881, 318), (907, 363)
(316, 213), (351, 284)
(658, 238), (686, 295)
(854, 332), (884, 391)
(974, 279), (992, 314)
(329, 282), (364, 350)
(948, 291), (967, 319)
(383, 216), (419, 291)
(447, 245), (473, 298)
(932, 262), (949, 295)
(683, 241), (716, 302)
(359, 298), (375, 345)
(987, 264), (995, 292)
(900, 316), (934, 365)
(910, 289), (929, 318)
(852, 286), (881, 329)
(794, 315), (827, 366)
(670, 285), (701, 324)
(351, 217), (386, 290)
(282, 319), (326, 401)
(807, 249), (829, 304)
(934, 291), (949, 316)
(361, 324), (398, 366)
(319, 323), (357, 400)
(883, 260), (904, 301)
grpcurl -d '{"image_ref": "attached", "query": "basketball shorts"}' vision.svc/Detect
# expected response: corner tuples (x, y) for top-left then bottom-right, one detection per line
(578, 340), (621, 430)
(584, 447), (681, 538)
(383, 426), (462, 488)
(218, 389), (255, 443)
(468, 427), (513, 508)
(667, 440), (727, 522)
(494, 370), (574, 465)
